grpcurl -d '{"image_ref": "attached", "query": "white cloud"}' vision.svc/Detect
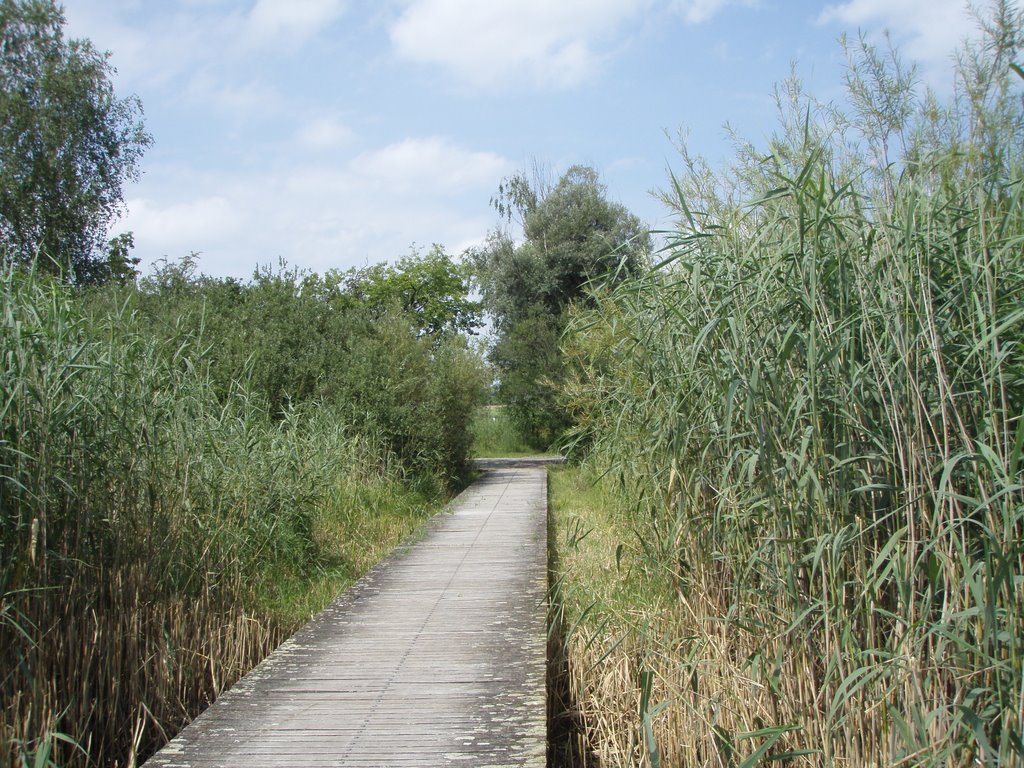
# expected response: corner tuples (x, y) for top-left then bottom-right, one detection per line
(671, 0), (753, 24)
(120, 137), (512, 276)
(183, 74), (282, 116)
(350, 137), (512, 191)
(123, 196), (244, 254)
(819, 0), (983, 79)
(64, 0), (347, 98)
(390, 0), (650, 88)
(296, 116), (353, 151)
(389, 0), (752, 89)
(62, 2), (227, 89)
(246, 0), (348, 43)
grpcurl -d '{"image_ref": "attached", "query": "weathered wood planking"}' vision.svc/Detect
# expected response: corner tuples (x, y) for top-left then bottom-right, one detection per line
(144, 458), (552, 768)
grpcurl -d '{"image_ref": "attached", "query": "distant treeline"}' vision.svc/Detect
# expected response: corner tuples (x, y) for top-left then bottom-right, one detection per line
(125, 248), (486, 483)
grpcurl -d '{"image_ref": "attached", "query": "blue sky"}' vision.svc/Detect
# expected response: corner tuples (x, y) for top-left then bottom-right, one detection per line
(59, 0), (989, 278)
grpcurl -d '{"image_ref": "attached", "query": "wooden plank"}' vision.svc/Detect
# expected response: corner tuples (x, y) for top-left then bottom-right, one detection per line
(144, 458), (550, 768)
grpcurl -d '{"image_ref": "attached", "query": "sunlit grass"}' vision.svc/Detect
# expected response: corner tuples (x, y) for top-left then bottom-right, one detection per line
(470, 405), (540, 457)
(551, 464), (764, 767)
(256, 481), (439, 628)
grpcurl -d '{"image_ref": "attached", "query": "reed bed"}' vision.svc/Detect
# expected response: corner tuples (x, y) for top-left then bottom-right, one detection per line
(0, 266), (439, 766)
(556, 9), (1024, 766)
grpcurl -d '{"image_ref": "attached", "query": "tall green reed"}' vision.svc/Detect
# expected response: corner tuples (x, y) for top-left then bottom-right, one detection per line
(0, 264), (413, 766)
(562, 7), (1024, 763)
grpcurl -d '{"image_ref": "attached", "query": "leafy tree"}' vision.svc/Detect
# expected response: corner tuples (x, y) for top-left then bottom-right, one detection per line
(489, 306), (566, 448)
(341, 245), (482, 340)
(478, 165), (649, 330)
(103, 231), (140, 284)
(473, 165), (650, 448)
(0, 0), (150, 283)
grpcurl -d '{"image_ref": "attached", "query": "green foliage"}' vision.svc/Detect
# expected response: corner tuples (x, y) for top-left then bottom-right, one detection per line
(327, 303), (486, 483)
(521, 166), (649, 317)
(119, 251), (487, 484)
(103, 231), (139, 285)
(0, 262), (458, 766)
(342, 244), (482, 339)
(478, 165), (649, 330)
(489, 306), (567, 448)
(0, 0), (150, 283)
(0, 247), (486, 764)
(562, 6), (1024, 764)
(474, 165), (650, 449)
(469, 406), (537, 457)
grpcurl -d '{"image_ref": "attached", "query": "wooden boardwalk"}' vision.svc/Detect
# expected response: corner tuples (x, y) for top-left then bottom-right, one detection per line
(144, 458), (553, 767)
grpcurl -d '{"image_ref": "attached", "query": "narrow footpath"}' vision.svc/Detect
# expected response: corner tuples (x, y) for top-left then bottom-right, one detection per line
(144, 457), (554, 768)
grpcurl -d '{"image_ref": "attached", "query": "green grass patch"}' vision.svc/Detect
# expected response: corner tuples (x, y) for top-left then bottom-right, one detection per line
(254, 479), (442, 628)
(548, 464), (692, 767)
(469, 405), (539, 457)
(549, 465), (666, 630)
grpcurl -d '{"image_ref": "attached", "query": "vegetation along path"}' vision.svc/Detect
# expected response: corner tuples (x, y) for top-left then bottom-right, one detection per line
(144, 457), (557, 767)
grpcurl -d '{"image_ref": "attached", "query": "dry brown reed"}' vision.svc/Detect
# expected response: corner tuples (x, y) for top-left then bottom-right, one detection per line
(2, 568), (282, 767)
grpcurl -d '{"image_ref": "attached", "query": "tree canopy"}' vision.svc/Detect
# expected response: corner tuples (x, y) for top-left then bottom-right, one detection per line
(0, 0), (150, 283)
(341, 245), (482, 340)
(473, 165), (650, 448)
(477, 165), (649, 331)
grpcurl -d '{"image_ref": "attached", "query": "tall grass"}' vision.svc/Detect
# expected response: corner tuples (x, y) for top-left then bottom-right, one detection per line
(470, 405), (539, 457)
(559, 7), (1024, 765)
(0, 265), (440, 766)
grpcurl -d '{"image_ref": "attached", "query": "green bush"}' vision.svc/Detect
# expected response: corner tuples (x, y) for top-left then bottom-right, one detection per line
(102, 254), (488, 484)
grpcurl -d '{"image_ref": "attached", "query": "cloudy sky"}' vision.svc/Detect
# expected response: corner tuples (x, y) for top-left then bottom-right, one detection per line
(59, 0), (988, 278)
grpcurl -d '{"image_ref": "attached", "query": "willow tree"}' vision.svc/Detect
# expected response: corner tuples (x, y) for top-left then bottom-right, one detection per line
(473, 165), (649, 449)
